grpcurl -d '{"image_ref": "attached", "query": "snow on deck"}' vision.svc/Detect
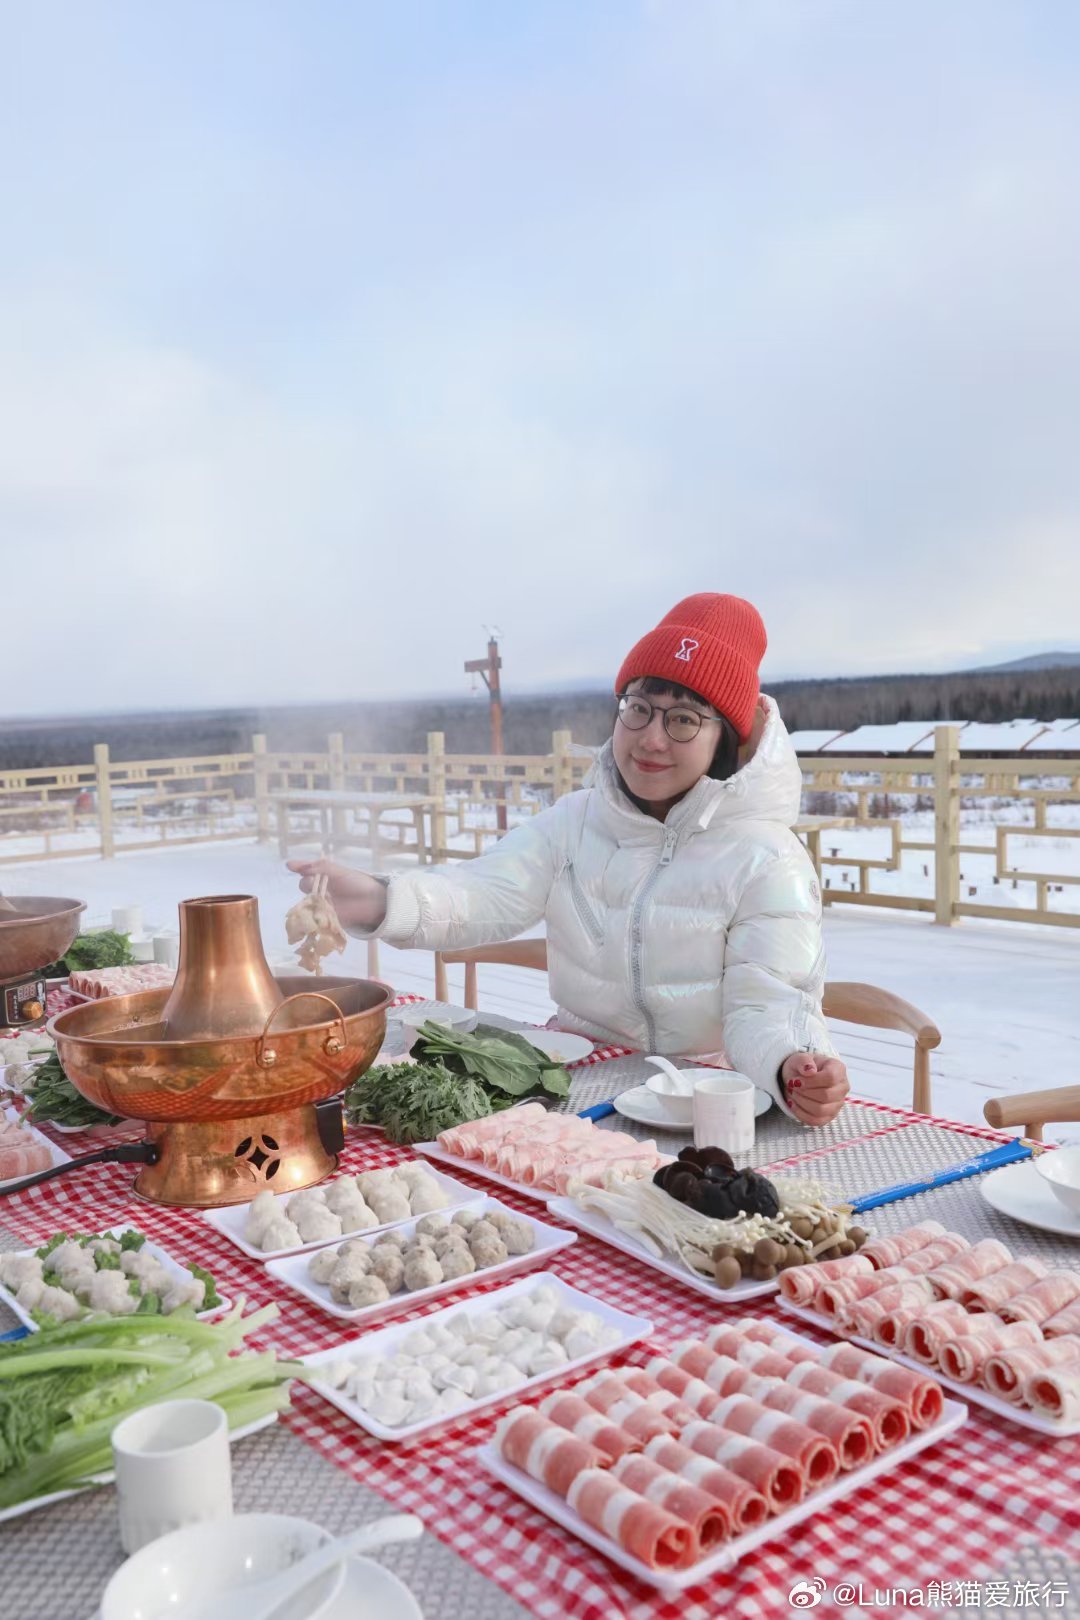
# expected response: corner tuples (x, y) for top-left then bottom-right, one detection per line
(6, 838), (1079, 1147)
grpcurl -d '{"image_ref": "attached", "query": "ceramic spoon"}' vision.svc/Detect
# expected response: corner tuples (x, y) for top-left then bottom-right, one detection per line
(177, 1514), (424, 1620)
(643, 1055), (694, 1096)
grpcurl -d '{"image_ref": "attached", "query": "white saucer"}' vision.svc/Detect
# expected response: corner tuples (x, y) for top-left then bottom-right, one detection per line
(613, 1083), (772, 1129)
(93, 1555), (422, 1620)
(518, 1029), (595, 1065)
(981, 1160), (1080, 1239)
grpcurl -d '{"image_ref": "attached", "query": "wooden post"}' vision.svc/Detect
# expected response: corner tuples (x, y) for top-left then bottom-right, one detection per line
(934, 725), (960, 926)
(551, 729), (574, 801)
(427, 731), (447, 863)
(252, 734), (270, 842)
(94, 743), (114, 860)
(327, 731), (346, 851)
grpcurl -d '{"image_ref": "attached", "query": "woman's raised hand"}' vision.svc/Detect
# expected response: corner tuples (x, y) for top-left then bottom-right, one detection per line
(780, 1052), (849, 1126)
(286, 860), (388, 930)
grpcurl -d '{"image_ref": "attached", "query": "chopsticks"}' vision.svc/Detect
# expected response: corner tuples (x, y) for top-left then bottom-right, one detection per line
(848, 1137), (1033, 1213)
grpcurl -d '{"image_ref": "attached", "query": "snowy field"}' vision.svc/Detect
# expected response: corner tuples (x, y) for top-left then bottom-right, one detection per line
(5, 834), (1080, 1147)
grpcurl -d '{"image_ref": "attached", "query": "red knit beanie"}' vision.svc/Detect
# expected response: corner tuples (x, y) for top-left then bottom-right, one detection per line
(615, 594), (767, 742)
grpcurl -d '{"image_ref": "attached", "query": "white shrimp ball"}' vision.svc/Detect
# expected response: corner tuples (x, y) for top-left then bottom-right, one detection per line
(403, 1251), (444, 1292)
(347, 1275), (391, 1309)
(370, 1247), (405, 1292)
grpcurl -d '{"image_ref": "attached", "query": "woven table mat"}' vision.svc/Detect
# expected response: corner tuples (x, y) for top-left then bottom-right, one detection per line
(1, 1423), (528, 1620)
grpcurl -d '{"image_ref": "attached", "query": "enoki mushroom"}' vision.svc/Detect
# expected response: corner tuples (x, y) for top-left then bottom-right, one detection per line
(285, 873), (348, 975)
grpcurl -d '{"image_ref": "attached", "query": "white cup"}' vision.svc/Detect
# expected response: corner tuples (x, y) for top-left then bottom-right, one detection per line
(153, 932), (180, 967)
(112, 906), (144, 940)
(112, 1399), (232, 1555)
(692, 1071), (756, 1154)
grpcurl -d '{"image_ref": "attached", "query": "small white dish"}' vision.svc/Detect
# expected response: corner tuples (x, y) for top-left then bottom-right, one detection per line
(203, 1162), (478, 1261)
(981, 1159), (1080, 1239)
(265, 1195), (576, 1324)
(515, 1029), (595, 1065)
(613, 1082), (771, 1129)
(101, 1512), (344, 1620)
(394, 1001), (478, 1035)
(1036, 1146), (1080, 1216)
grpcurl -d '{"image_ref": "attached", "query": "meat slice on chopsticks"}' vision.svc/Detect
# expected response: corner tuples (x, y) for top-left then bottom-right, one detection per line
(285, 874), (348, 975)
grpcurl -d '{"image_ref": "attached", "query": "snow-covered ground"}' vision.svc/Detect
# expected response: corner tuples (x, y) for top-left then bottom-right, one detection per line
(6, 835), (1079, 1146)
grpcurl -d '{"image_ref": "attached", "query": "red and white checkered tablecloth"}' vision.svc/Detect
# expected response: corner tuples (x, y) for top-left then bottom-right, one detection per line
(1, 994), (1077, 1618)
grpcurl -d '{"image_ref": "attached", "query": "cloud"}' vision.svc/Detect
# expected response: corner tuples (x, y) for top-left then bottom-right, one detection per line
(1, 2), (1079, 714)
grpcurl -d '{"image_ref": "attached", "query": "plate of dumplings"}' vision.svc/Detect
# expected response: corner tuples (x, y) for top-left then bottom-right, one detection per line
(302, 1272), (652, 1442)
(267, 1196), (577, 1324)
(203, 1161), (478, 1260)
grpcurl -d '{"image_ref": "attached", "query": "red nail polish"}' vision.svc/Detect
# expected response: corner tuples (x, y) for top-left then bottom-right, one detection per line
(790, 1078), (802, 1089)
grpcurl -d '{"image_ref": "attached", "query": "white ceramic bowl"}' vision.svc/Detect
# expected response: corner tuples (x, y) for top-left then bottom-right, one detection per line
(1035, 1146), (1080, 1215)
(101, 1512), (344, 1620)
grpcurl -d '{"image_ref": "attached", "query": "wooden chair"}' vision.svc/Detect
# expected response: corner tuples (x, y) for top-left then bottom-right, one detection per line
(984, 1086), (1080, 1143)
(434, 943), (941, 1113)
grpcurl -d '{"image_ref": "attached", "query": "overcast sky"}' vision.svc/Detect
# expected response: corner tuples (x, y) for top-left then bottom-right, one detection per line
(3, 2), (1079, 717)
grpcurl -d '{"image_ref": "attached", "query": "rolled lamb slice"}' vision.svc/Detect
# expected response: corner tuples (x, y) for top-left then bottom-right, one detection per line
(860, 1221), (948, 1270)
(733, 1373), (876, 1470)
(982, 1335), (1080, 1404)
(566, 1469), (695, 1570)
(1043, 1299), (1080, 1339)
(777, 1253), (874, 1308)
(701, 1333), (799, 1380)
(937, 1320), (1043, 1385)
(818, 1269), (917, 1318)
(612, 1453), (731, 1549)
(962, 1259), (1050, 1311)
(673, 1423), (804, 1513)
(538, 1391), (640, 1461)
(997, 1272), (1080, 1326)
(845, 1278), (936, 1337)
(786, 1362), (911, 1451)
(1024, 1358), (1080, 1423)
(645, 1357), (721, 1419)
(495, 1408), (605, 1497)
(620, 1370), (698, 1426)
(926, 1239), (1013, 1300)
(901, 1300), (978, 1364)
(644, 1435), (775, 1527)
(820, 1343), (945, 1430)
(704, 1395), (840, 1488)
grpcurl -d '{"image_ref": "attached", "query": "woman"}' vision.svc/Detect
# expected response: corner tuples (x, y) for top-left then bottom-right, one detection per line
(290, 594), (849, 1125)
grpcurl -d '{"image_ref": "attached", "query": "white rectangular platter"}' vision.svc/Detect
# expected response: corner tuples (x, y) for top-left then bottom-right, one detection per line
(301, 1271), (651, 1444)
(0, 1105), (71, 1191)
(0, 1223), (231, 1334)
(203, 1161), (478, 1261)
(545, 1194), (777, 1303)
(0, 1415), (276, 1524)
(478, 1321), (967, 1595)
(266, 1195), (577, 1326)
(780, 1299), (1080, 1438)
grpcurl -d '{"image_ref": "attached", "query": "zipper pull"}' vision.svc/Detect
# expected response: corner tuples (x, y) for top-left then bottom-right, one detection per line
(660, 828), (677, 865)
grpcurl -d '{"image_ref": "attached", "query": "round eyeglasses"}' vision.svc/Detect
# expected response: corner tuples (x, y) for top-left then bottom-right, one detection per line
(616, 693), (724, 743)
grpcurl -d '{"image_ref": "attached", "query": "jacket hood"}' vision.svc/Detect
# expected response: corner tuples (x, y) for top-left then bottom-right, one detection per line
(587, 695), (804, 835)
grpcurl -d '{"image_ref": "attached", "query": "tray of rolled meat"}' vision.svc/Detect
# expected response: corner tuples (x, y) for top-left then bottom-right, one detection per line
(416, 1104), (669, 1201)
(478, 1316), (964, 1593)
(300, 1272), (651, 1441)
(66, 963), (176, 999)
(777, 1219), (1080, 1435)
(0, 1106), (70, 1191)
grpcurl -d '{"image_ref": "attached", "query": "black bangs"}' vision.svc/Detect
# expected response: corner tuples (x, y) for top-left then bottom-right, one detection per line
(628, 675), (712, 708)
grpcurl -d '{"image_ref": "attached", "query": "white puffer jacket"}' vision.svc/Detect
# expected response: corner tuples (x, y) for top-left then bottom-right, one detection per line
(369, 697), (835, 1115)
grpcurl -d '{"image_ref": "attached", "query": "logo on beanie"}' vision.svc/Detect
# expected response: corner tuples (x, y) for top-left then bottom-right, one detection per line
(674, 637), (699, 663)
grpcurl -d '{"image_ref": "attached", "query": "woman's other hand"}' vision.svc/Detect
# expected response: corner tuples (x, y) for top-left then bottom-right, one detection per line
(780, 1052), (849, 1125)
(286, 860), (388, 930)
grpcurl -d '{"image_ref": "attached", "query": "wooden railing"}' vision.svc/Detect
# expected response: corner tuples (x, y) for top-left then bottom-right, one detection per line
(2, 723), (1078, 929)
